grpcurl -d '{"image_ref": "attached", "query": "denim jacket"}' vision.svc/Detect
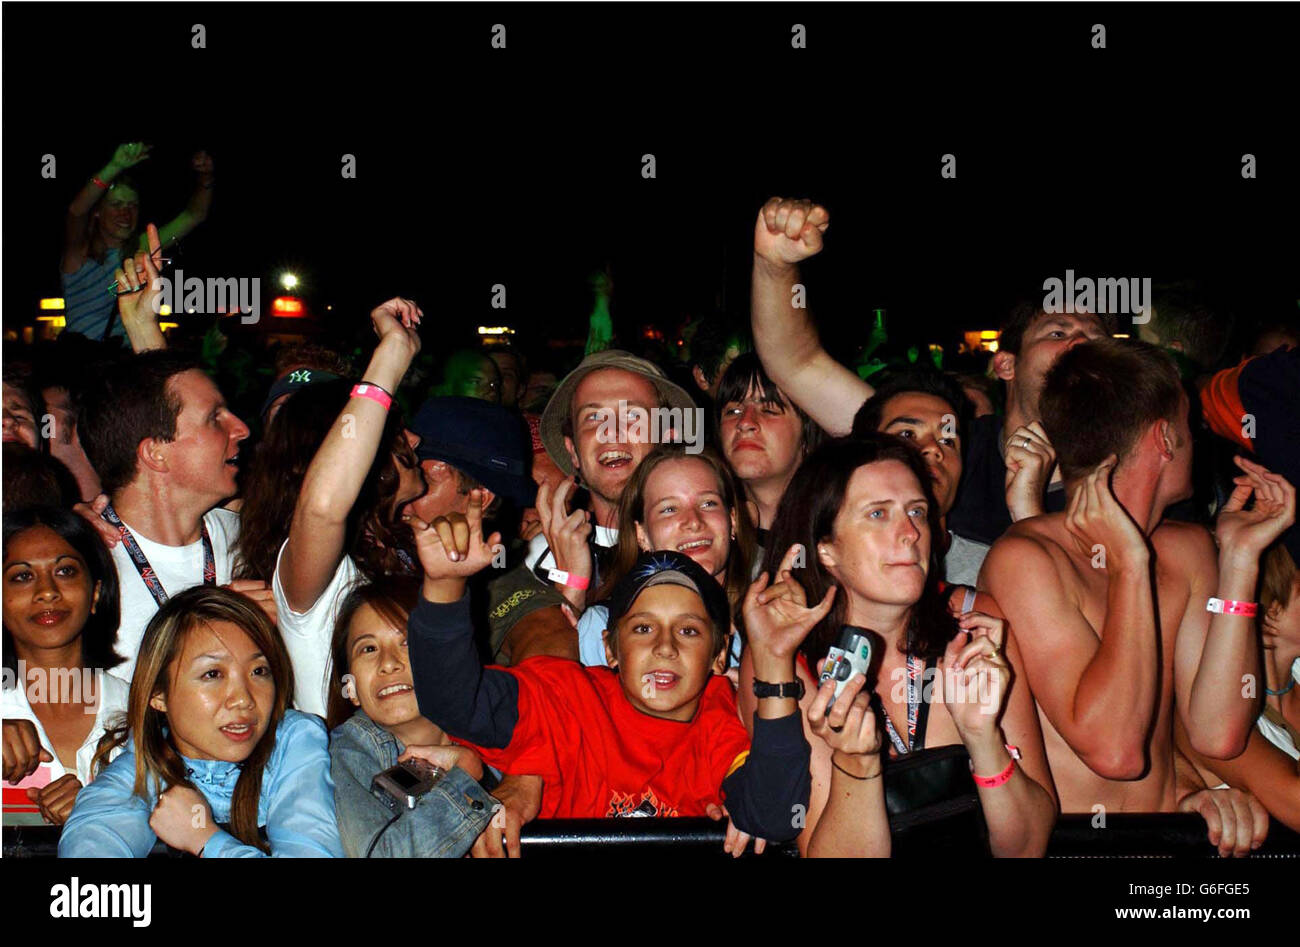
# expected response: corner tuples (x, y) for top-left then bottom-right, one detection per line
(58, 710), (343, 858)
(330, 710), (496, 858)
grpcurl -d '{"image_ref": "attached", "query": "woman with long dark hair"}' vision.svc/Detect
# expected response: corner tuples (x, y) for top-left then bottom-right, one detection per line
(237, 298), (427, 717)
(59, 586), (341, 857)
(739, 434), (1056, 856)
(2, 507), (126, 824)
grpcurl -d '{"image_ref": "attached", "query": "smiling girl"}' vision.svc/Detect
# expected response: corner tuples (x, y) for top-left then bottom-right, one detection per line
(2, 508), (127, 824)
(325, 582), (497, 857)
(58, 586), (342, 857)
(574, 445), (754, 669)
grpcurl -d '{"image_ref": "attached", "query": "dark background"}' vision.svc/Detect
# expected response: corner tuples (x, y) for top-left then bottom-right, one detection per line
(4, 3), (1296, 366)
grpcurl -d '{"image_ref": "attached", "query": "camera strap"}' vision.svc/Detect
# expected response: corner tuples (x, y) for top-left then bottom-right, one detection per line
(103, 502), (215, 607)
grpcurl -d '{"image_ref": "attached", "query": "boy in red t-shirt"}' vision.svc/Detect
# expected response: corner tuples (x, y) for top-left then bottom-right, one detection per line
(407, 491), (825, 845)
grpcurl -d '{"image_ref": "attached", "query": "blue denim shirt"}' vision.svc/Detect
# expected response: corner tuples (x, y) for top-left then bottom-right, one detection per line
(330, 710), (497, 858)
(58, 710), (343, 858)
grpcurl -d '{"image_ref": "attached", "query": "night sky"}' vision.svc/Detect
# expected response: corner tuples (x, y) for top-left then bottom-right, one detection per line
(5, 3), (1296, 367)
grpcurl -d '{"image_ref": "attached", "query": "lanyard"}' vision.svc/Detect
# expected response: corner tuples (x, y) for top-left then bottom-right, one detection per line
(103, 502), (215, 607)
(883, 653), (924, 755)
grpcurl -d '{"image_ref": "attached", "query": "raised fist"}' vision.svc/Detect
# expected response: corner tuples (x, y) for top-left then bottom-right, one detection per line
(754, 197), (830, 267)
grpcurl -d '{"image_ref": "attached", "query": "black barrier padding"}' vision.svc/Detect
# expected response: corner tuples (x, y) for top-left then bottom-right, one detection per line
(6, 814), (1299, 858)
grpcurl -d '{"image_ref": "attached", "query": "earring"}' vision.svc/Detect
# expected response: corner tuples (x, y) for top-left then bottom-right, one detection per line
(341, 674), (357, 700)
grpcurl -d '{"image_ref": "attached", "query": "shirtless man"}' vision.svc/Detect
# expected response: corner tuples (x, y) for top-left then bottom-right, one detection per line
(982, 339), (1296, 856)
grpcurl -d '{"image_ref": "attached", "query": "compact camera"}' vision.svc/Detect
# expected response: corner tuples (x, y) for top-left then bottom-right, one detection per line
(371, 757), (445, 812)
(819, 626), (874, 711)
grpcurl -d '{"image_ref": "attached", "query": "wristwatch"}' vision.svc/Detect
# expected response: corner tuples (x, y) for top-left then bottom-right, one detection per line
(752, 679), (805, 700)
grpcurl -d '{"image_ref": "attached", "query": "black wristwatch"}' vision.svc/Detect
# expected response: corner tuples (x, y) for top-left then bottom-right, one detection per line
(752, 679), (805, 700)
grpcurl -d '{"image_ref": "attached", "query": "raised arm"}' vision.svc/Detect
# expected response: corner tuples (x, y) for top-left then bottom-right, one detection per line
(63, 142), (151, 273)
(981, 470), (1159, 779)
(151, 151), (216, 251)
(751, 197), (872, 435)
(406, 491), (519, 748)
(112, 222), (167, 353)
(1174, 457), (1295, 758)
(724, 546), (834, 842)
(279, 298), (421, 611)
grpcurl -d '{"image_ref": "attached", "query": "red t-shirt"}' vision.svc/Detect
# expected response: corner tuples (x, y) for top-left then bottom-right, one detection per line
(459, 657), (751, 819)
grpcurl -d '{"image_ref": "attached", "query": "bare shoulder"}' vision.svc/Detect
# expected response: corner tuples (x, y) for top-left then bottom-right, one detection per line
(1152, 519), (1216, 567)
(984, 516), (1068, 576)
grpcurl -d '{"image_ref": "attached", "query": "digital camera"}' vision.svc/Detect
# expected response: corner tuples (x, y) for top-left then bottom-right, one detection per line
(371, 757), (445, 812)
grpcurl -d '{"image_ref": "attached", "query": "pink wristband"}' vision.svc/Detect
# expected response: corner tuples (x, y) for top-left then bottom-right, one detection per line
(1206, 597), (1257, 617)
(547, 568), (589, 591)
(351, 382), (392, 411)
(971, 756), (1016, 788)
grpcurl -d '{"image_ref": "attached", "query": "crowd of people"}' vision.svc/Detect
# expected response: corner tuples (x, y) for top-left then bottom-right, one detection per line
(3, 169), (1299, 858)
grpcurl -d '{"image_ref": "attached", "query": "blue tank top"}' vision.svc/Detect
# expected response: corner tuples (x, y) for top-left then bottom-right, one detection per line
(61, 246), (126, 339)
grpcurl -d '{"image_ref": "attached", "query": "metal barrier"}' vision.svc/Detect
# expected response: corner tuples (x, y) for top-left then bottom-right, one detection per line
(5, 814), (1299, 858)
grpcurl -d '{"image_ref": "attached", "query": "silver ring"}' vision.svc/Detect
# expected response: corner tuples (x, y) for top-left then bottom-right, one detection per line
(1021, 437), (1031, 449)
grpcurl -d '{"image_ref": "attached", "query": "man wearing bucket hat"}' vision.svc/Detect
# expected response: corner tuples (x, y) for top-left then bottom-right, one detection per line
(484, 350), (699, 668)
(529, 350), (698, 595)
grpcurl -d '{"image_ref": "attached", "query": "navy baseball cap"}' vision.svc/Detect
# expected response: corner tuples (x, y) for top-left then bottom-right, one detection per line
(260, 368), (343, 420)
(409, 396), (537, 508)
(605, 550), (730, 638)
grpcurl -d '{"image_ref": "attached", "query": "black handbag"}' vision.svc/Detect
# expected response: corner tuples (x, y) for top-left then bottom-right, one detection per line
(877, 671), (991, 858)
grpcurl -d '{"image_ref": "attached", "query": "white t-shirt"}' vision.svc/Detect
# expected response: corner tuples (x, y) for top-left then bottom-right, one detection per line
(1, 671), (129, 786)
(271, 539), (362, 719)
(524, 524), (619, 574)
(106, 508), (242, 686)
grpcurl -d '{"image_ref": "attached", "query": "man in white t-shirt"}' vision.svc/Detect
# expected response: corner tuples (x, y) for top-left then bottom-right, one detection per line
(80, 351), (273, 683)
(482, 351), (696, 664)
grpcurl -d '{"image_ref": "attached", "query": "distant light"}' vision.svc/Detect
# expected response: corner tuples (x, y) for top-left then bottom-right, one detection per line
(986, 340), (999, 352)
(326, 305), (333, 311)
(159, 304), (172, 317)
(1112, 333), (1131, 339)
(36, 315), (67, 326)
(272, 296), (306, 317)
(979, 330), (1000, 340)
(159, 322), (178, 332)
(187, 309), (196, 314)
(477, 325), (515, 336)
(280, 272), (299, 290)
(39, 298), (65, 310)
